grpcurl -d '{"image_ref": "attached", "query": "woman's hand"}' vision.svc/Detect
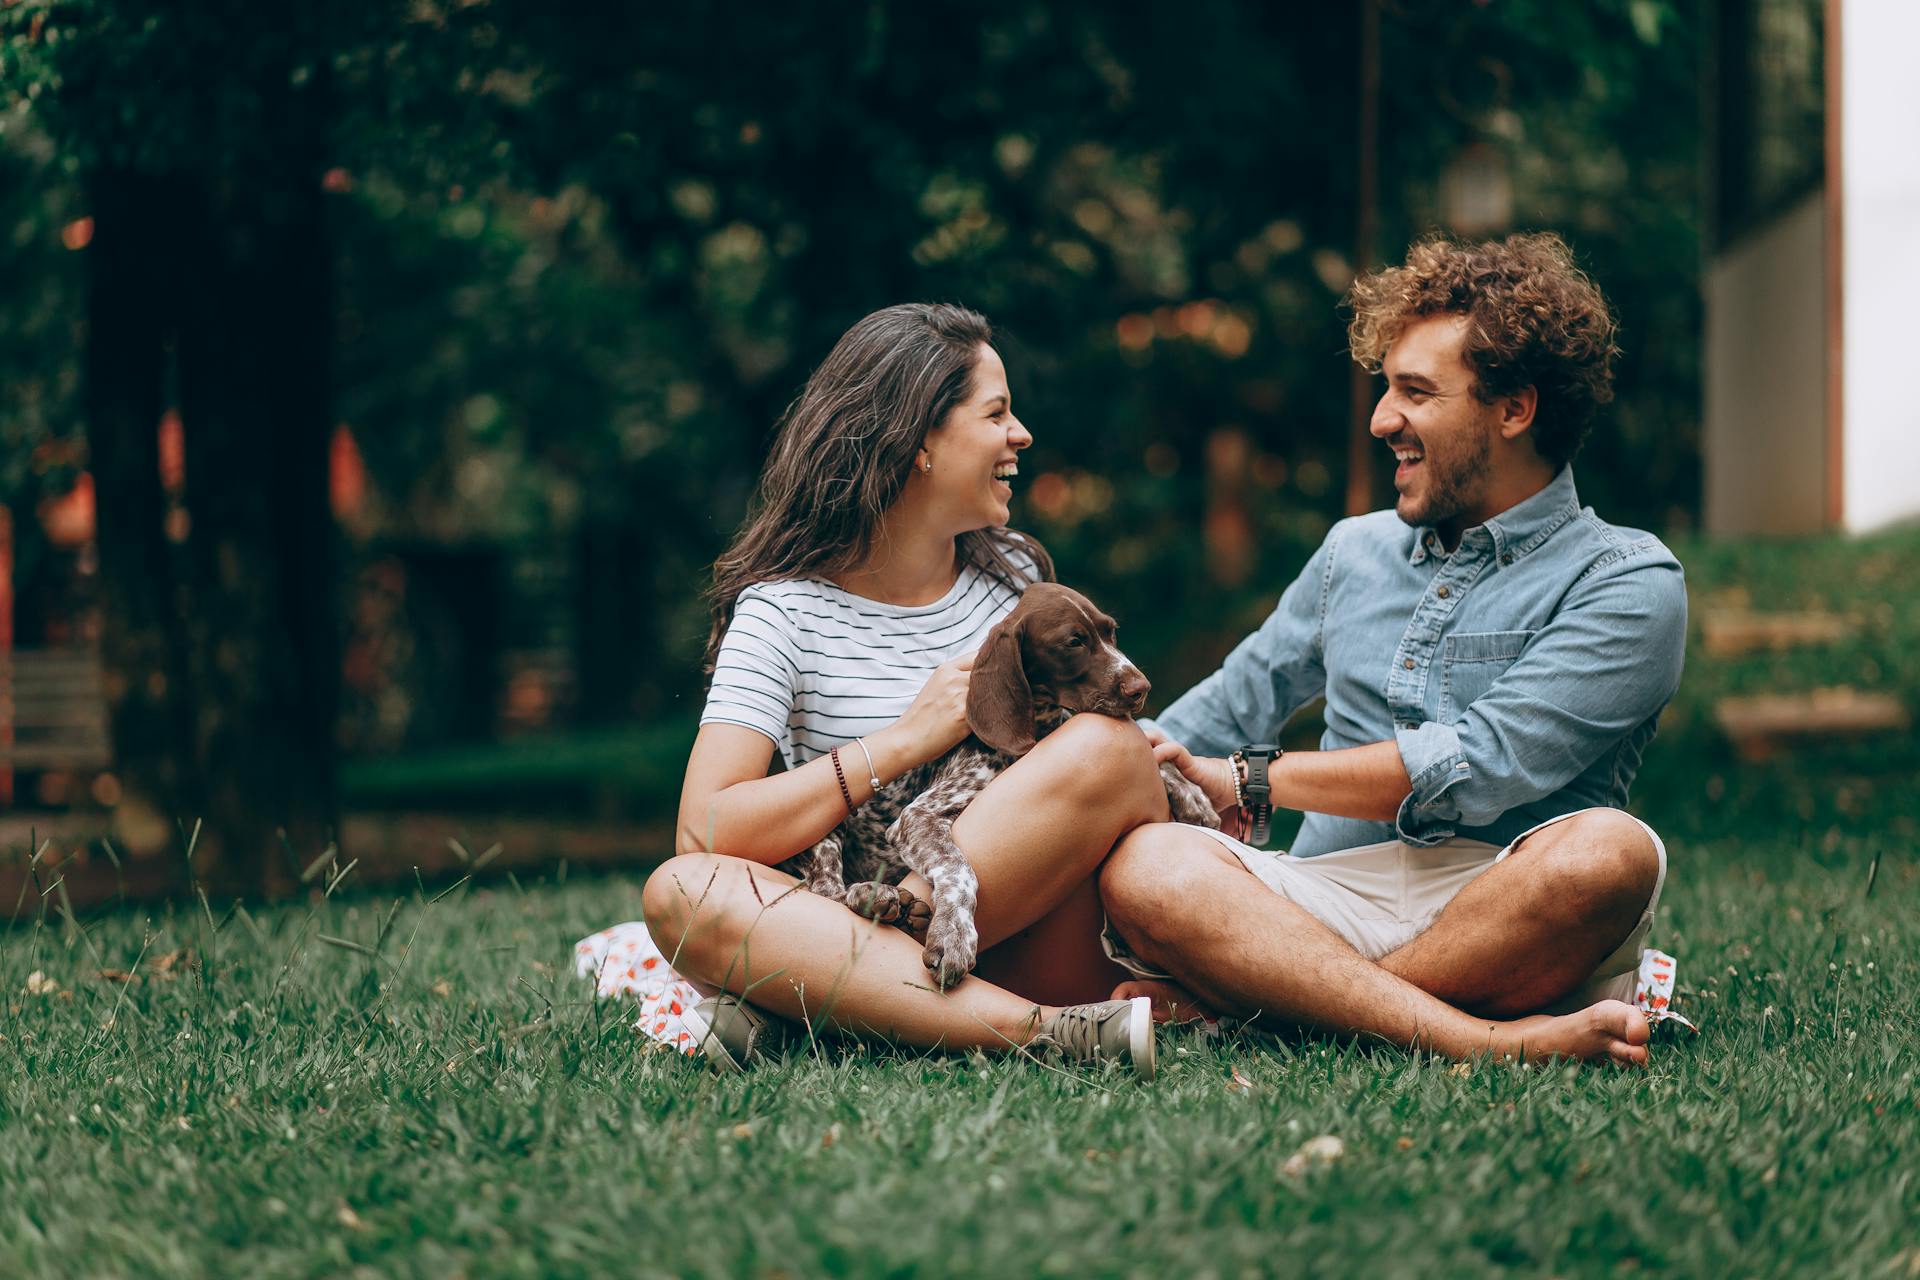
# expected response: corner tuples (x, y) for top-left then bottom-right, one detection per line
(1142, 726), (1240, 817)
(871, 652), (976, 769)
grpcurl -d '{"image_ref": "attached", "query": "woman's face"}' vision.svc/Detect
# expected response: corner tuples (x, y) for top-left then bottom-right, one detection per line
(919, 344), (1033, 531)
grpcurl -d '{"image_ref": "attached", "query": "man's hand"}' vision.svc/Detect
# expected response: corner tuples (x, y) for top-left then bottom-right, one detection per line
(1142, 726), (1239, 816)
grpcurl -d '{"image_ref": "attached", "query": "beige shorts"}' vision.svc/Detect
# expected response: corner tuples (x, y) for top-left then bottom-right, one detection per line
(1103, 807), (1667, 1013)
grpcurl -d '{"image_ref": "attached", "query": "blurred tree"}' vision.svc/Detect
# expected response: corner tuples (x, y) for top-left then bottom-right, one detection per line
(4, 0), (1708, 871)
(2, 1), (356, 893)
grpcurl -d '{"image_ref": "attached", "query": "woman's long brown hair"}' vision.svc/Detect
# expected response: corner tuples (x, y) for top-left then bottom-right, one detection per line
(703, 302), (1052, 674)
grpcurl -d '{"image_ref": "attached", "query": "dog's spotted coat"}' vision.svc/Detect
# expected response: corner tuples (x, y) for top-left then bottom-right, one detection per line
(777, 583), (1220, 988)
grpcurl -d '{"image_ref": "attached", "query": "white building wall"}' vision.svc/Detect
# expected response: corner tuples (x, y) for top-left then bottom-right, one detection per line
(1841, 2), (1920, 532)
(1703, 192), (1828, 535)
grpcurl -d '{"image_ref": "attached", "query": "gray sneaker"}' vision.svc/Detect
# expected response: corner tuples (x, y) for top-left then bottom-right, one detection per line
(679, 994), (791, 1073)
(1034, 996), (1155, 1081)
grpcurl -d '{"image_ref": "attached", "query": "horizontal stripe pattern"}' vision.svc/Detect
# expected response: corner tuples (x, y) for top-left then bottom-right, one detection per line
(702, 546), (1039, 766)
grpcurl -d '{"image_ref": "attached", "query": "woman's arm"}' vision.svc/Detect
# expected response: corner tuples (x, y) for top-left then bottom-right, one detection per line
(676, 652), (977, 862)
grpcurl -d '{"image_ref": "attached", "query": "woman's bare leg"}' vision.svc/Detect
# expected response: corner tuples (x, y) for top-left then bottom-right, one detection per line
(945, 712), (1169, 947)
(891, 713), (1166, 1005)
(973, 875), (1129, 1008)
(644, 852), (1054, 1049)
(645, 715), (1169, 1047)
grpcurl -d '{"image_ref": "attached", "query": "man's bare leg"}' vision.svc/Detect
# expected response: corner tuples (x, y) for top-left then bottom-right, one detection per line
(1109, 978), (1218, 1024)
(1099, 826), (1649, 1065)
(1380, 809), (1660, 1016)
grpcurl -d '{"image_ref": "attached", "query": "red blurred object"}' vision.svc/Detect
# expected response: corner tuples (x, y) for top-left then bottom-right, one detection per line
(39, 472), (96, 548)
(330, 424), (367, 518)
(158, 410), (185, 494)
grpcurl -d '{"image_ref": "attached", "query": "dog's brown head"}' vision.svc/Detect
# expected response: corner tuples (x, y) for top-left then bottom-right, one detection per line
(965, 583), (1151, 756)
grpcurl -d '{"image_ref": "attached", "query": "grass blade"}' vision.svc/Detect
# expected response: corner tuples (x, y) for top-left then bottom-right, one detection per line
(301, 842), (341, 885)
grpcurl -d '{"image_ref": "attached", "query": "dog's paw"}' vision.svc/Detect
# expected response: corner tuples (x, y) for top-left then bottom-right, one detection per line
(844, 881), (912, 925)
(922, 912), (978, 990)
(1160, 762), (1221, 829)
(900, 893), (933, 943)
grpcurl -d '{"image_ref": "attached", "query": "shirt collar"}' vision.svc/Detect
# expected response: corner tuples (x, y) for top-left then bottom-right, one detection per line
(1408, 466), (1582, 565)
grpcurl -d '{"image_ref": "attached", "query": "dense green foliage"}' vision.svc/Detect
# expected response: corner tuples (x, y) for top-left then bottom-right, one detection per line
(4, 528), (1915, 1277)
(4, 0), (1706, 737)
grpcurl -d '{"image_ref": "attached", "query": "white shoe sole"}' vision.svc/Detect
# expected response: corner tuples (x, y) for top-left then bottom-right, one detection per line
(1126, 996), (1156, 1082)
(678, 1000), (744, 1074)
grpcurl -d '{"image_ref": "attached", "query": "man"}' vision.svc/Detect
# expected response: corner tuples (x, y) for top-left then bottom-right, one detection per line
(1100, 232), (1686, 1065)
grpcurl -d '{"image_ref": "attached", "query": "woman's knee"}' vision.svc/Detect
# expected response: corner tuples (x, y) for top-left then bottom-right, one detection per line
(642, 853), (733, 960)
(1034, 714), (1161, 807)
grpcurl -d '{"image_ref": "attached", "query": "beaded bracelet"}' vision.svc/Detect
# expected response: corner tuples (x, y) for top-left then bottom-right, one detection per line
(828, 746), (857, 816)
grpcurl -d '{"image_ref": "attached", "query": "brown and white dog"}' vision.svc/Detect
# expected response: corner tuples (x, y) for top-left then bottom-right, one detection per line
(779, 583), (1220, 988)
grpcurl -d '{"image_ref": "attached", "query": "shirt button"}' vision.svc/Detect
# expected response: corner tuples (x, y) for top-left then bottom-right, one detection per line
(1500, 553), (1514, 566)
(1436, 586), (1450, 598)
(1424, 535), (1437, 549)
(1403, 658), (1416, 670)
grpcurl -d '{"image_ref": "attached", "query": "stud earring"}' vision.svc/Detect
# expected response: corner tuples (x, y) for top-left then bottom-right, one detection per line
(921, 459), (932, 473)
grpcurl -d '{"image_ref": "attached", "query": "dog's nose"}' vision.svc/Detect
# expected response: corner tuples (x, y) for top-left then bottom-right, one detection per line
(1119, 667), (1151, 711)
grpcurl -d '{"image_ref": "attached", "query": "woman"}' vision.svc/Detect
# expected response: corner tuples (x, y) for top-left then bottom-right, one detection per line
(583, 302), (1171, 1076)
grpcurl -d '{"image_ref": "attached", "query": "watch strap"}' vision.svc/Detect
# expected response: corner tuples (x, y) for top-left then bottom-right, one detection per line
(1238, 744), (1280, 845)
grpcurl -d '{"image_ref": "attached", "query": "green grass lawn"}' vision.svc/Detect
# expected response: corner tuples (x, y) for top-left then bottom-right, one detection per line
(5, 528), (1918, 1278)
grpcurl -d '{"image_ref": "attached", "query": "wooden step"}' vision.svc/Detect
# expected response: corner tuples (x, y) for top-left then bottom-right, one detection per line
(1699, 609), (1853, 657)
(1713, 686), (1910, 761)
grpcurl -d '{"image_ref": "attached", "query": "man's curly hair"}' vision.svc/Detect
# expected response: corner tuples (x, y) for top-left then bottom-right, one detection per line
(1346, 232), (1620, 470)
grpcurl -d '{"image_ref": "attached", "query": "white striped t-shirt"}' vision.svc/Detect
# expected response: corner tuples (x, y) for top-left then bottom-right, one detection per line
(703, 547), (1043, 768)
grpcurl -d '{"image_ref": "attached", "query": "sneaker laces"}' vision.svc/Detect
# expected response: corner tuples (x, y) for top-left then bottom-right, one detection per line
(1040, 1003), (1118, 1059)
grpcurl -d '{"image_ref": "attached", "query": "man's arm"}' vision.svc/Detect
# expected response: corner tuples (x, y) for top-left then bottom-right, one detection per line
(1392, 546), (1687, 844)
(1151, 528), (1339, 756)
(1154, 541), (1686, 834)
(1150, 735), (1410, 823)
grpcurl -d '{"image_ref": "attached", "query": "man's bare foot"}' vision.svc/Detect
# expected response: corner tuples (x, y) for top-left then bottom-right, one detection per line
(1111, 978), (1219, 1025)
(1492, 999), (1650, 1066)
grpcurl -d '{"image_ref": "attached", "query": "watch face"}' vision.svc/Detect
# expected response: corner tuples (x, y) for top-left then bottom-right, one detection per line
(1243, 744), (1280, 757)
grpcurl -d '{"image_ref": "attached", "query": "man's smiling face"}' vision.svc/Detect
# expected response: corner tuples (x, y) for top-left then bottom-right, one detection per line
(1368, 312), (1502, 536)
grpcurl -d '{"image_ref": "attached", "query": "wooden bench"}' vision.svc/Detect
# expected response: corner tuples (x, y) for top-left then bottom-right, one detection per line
(1699, 609), (1853, 657)
(1713, 685), (1910, 762)
(0, 647), (111, 805)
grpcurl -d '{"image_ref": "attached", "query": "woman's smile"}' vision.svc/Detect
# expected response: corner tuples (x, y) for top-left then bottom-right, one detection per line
(923, 344), (1031, 528)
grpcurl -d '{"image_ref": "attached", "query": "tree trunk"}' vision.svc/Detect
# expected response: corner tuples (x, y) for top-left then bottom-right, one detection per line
(86, 170), (203, 870)
(85, 68), (338, 900)
(172, 80), (338, 900)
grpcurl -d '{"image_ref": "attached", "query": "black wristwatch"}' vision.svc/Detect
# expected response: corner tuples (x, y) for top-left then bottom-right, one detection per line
(1234, 744), (1282, 846)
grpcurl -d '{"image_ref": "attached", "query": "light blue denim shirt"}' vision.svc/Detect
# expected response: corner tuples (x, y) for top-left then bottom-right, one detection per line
(1155, 467), (1687, 855)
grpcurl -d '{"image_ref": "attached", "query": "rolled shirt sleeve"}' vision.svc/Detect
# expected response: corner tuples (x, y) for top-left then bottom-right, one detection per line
(1153, 531), (1336, 757)
(1393, 548), (1687, 844)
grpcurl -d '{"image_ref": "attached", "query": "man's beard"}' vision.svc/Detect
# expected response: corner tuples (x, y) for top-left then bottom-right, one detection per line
(1396, 428), (1492, 530)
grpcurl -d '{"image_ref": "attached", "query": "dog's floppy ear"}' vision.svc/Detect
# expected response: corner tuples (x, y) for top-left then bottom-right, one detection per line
(966, 615), (1037, 756)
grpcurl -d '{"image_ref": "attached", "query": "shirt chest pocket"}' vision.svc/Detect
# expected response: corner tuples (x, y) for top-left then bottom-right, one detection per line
(1440, 629), (1537, 721)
